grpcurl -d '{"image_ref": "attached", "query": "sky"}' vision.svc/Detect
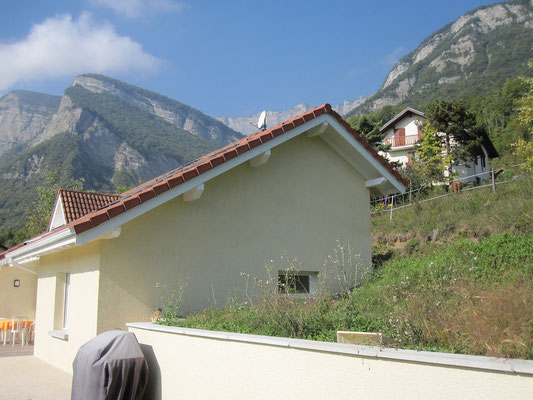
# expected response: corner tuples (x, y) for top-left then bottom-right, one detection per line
(0, 0), (500, 118)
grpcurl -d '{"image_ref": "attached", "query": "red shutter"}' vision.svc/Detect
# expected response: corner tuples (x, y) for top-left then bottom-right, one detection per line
(394, 128), (405, 146)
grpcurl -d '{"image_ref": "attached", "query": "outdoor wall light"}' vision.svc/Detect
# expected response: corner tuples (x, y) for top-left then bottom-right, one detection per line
(14, 279), (20, 288)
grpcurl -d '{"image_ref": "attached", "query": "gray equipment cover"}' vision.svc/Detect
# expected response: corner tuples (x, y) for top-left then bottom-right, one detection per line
(71, 330), (149, 400)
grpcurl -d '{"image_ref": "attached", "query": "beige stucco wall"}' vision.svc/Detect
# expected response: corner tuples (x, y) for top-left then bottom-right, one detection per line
(34, 241), (101, 373)
(129, 325), (533, 400)
(98, 134), (372, 331)
(0, 266), (37, 319)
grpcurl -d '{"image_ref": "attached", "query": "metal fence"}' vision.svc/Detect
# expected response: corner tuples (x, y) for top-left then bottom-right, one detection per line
(370, 163), (527, 220)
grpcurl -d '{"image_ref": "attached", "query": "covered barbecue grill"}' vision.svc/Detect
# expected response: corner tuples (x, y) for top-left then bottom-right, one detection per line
(71, 330), (149, 400)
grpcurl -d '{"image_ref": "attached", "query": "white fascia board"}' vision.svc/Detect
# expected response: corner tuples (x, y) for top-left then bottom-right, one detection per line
(327, 118), (406, 193)
(75, 115), (330, 245)
(5, 228), (76, 264)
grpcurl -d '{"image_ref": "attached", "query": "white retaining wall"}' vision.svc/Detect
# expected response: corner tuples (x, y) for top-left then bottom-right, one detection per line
(127, 322), (533, 400)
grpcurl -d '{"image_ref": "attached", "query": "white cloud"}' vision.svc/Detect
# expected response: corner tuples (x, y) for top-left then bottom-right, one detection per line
(383, 46), (407, 67)
(91, 0), (186, 18)
(0, 13), (161, 91)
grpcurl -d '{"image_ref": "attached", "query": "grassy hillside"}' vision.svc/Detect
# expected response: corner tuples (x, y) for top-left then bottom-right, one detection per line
(372, 173), (533, 257)
(165, 175), (533, 359)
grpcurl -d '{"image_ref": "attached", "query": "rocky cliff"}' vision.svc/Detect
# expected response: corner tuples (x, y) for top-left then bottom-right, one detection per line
(347, 0), (533, 117)
(0, 91), (61, 156)
(72, 74), (242, 146)
(0, 74), (243, 231)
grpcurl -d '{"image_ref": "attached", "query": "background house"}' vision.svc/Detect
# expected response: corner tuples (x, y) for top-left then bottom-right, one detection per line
(0, 104), (406, 373)
(380, 107), (498, 184)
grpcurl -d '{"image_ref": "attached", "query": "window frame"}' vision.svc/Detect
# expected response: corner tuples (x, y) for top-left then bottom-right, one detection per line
(62, 273), (71, 330)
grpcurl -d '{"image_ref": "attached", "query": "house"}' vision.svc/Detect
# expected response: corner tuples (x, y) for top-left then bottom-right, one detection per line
(0, 190), (121, 321)
(379, 107), (498, 184)
(0, 103), (406, 373)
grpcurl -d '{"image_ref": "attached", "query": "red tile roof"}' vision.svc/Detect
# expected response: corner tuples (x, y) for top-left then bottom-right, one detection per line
(1, 103), (407, 260)
(56, 189), (121, 225)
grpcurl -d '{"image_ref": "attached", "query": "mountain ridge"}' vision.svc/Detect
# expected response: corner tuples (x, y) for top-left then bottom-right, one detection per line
(217, 96), (368, 136)
(0, 74), (243, 231)
(346, 0), (533, 117)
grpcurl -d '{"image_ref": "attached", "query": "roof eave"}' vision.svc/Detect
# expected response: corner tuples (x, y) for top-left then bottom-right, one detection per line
(1, 227), (76, 266)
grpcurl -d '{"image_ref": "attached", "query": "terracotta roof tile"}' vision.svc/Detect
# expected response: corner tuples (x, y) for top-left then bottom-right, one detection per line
(58, 189), (120, 224)
(1, 103), (408, 258)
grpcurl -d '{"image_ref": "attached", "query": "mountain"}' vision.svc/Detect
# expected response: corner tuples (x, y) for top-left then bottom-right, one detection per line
(346, 0), (533, 117)
(0, 74), (243, 231)
(0, 90), (61, 156)
(218, 97), (368, 136)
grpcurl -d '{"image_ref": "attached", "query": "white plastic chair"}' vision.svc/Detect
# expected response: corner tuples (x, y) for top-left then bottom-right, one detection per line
(25, 322), (35, 345)
(0, 318), (5, 344)
(8, 316), (28, 346)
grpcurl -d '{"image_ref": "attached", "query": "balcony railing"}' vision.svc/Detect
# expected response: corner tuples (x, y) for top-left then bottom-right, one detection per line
(384, 134), (421, 148)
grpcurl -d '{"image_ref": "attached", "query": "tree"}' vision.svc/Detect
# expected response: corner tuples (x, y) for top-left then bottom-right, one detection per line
(411, 121), (452, 185)
(511, 139), (533, 171)
(24, 170), (85, 238)
(517, 60), (533, 136)
(348, 114), (402, 170)
(0, 229), (26, 249)
(512, 59), (533, 171)
(420, 99), (485, 183)
(116, 185), (131, 194)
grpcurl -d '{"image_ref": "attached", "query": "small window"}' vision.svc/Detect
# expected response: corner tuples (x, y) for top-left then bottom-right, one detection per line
(278, 272), (313, 294)
(51, 272), (71, 338)
(480, 156), (486, 169)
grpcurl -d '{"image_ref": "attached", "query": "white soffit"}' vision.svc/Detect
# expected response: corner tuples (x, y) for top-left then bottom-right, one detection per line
(320, 118), (406, 194)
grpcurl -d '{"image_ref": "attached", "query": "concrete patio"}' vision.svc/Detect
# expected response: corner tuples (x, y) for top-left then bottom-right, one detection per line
(0, 343), (33, 357)
(0, 353), (72, 399)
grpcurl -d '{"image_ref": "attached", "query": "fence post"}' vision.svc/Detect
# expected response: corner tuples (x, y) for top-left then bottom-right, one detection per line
(390, 195), (394, 221)
(492, 169), (496, 194)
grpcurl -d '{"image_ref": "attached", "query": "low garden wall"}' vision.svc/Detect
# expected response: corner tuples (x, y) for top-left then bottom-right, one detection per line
(127, 322), (533, 400)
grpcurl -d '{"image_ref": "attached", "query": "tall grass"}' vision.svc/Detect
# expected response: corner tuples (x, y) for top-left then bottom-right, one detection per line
(372, 175), (533, 254)
(173, 234), (533, 359)
(165, 175), (533, 359)
(353, 234), (533, 358)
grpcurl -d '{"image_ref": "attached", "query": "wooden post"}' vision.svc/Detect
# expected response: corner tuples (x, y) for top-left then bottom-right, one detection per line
(390, 195), (394, 221)
(492, 169), (496, 194)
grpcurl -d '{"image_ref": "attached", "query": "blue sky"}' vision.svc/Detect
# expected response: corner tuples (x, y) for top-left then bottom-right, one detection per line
(0, 0), (498, 117)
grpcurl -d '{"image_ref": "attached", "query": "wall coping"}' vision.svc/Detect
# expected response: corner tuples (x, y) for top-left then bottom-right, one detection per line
(127, 322), (533, 376)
